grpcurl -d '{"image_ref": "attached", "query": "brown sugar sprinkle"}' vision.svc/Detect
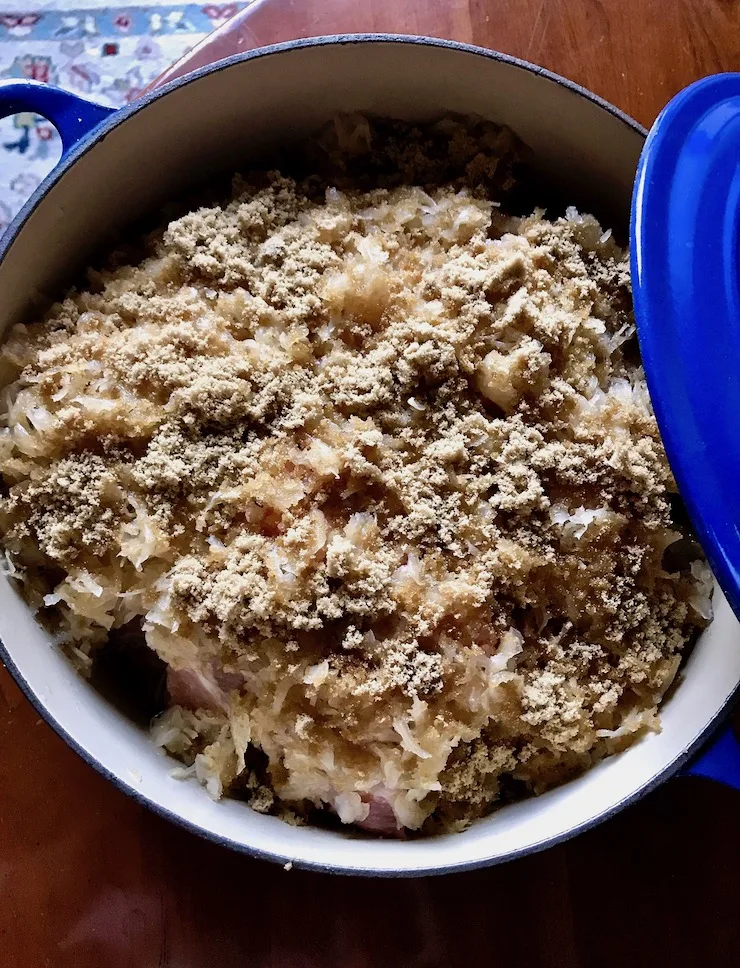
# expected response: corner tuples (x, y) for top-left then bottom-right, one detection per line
(0, 116), (712, 834)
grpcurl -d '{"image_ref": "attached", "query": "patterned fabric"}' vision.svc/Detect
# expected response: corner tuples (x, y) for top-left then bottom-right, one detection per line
(0, 1), (252, 233)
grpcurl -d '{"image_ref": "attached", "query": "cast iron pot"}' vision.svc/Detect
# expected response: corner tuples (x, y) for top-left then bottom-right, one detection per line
(0, 36), (738, 876)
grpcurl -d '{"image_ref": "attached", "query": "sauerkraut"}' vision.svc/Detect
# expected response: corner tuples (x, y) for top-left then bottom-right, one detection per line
(0, 116), (711, 835)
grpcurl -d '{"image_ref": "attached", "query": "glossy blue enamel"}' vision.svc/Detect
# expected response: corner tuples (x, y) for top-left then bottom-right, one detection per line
(0, 79), (115, 154)
(632, 74), (740, 620)
(633, 74), (740, 791)
(682, 722), (740, 790)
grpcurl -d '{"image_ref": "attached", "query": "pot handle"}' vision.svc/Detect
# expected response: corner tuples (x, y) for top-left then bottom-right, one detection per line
(681, 723), (740, 790)
(0, 80), (115, 156)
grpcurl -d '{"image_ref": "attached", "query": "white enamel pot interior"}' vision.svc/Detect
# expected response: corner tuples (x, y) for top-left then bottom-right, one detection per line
(0, 36), (738, 876)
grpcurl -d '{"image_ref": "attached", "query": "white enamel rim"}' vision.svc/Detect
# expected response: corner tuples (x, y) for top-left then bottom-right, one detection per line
(0, 35), (738, 877)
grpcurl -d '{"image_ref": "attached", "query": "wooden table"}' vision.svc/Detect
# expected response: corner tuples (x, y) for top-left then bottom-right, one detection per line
(2, 3), (740, 965)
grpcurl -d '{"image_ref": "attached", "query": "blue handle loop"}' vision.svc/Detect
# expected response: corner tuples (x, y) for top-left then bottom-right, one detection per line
(682, 723), (740, 790)
(0, 79), (115, 156)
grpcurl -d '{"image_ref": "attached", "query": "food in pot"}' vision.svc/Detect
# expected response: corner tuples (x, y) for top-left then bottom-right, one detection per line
(0, 117), (712, 835)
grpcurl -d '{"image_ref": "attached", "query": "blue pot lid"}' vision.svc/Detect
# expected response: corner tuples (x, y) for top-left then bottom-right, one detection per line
(631, 73), (740, 618)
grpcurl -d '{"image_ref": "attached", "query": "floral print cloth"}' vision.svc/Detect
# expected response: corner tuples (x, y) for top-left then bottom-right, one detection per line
(0, 1), (252, 233)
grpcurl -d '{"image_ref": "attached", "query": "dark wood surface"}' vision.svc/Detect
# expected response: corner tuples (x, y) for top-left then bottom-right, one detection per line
(3, 2), (740, 965)
(156, 0), (740, 129)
